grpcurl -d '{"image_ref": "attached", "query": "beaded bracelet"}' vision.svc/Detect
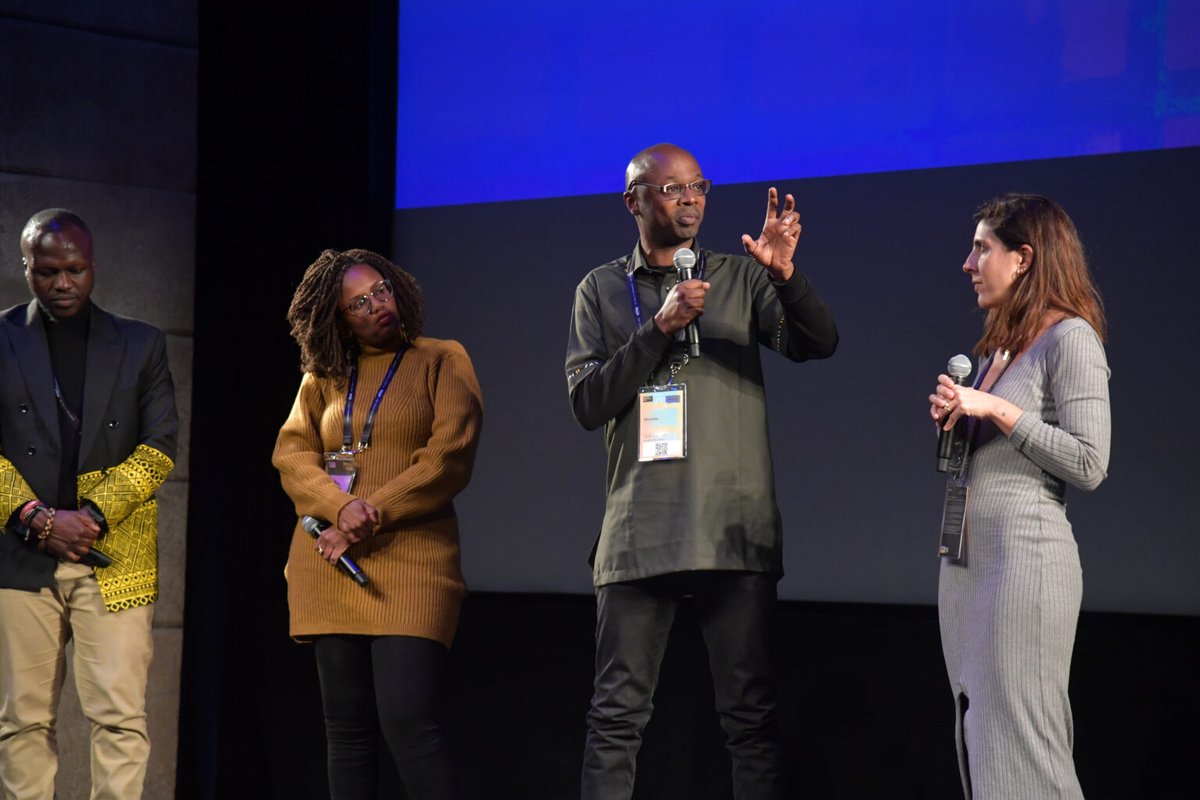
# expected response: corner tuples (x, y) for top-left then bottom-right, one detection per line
(37, 507), (56, 541)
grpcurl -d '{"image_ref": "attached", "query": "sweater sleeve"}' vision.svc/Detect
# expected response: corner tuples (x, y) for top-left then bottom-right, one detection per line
(272, 373), (355, 525)
(366, 343), (483, 528)
(1008, 322), (1111, 491)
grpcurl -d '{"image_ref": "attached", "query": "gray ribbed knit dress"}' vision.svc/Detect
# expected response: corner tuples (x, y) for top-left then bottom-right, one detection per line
(939, 317), (1111, 799)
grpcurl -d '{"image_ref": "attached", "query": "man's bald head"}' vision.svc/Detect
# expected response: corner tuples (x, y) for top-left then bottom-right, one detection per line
(624, 143), (697, 191)
(20, 208), (96, 319)
(20, 209), (92, 261)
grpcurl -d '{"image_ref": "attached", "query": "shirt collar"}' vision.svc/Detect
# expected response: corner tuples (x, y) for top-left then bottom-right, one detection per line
(626, 241), (703, 275)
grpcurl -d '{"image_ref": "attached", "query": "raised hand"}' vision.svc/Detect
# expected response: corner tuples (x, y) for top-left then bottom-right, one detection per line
(741, 187), (801, 281)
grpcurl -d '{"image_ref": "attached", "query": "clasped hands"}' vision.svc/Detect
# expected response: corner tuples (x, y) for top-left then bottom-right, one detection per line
(314, 498), (379, 564)
(929, 375), (1020, 434)
(33, 508), (101, 562)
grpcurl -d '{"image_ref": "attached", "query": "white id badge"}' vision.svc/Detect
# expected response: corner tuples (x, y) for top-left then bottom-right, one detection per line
(637, 384), (686, 461)
(324, 450), (358, 493)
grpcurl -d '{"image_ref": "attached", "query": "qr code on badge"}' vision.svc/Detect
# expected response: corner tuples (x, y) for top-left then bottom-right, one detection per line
(654, 442), (669, 457)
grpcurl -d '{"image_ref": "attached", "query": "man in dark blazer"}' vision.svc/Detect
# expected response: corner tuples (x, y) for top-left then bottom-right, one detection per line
(0, 209), (178, 799)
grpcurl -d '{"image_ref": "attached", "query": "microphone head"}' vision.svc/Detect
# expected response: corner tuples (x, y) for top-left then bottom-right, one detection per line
(947, 354), (972, 380)
(672, 248), (697, 272)
(301, 515), (328, 536)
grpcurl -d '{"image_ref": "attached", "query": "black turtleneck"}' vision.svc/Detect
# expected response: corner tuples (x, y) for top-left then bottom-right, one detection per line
(41, 302), (90, 509)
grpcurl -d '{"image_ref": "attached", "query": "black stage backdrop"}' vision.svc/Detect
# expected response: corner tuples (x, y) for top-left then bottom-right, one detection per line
(398, 149), (1200, 616)
(183, 4), (1199, 798)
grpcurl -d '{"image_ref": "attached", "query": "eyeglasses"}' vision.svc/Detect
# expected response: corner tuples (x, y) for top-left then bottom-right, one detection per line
(343, 279), (393, 317)
(627, 179), (712, 197)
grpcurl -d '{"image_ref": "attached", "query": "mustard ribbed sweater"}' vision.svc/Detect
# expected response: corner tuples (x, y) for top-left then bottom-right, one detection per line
(273, 337), (483, 645)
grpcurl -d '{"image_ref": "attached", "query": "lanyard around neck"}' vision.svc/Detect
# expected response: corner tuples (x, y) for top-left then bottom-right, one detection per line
(342, 347), (406, 452)
(953, 349), (1015, 478)
(52, 373), (81, 432)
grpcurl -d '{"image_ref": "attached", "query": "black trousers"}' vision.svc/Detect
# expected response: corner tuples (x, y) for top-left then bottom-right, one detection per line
(313, 634), (455, 800)
(580, 571), (785, 800)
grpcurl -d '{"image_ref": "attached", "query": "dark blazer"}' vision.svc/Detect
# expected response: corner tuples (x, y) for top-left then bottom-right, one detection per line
(0, 301), (179, 591)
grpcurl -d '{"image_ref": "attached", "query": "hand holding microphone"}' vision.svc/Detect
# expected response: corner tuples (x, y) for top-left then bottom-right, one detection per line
(653, 248), (708, 356)
(934, 354), (972, 473)
(302, 515), (370, 587)
(673, 248), (703, 358)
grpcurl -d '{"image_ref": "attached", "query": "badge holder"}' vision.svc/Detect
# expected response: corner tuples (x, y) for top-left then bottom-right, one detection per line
(938, 439), (969, 560)
(638, 384), (687, 461)
(324, 449), (359, 494)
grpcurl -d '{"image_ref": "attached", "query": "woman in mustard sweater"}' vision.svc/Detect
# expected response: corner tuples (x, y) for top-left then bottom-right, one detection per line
(273, 248), (483, 799)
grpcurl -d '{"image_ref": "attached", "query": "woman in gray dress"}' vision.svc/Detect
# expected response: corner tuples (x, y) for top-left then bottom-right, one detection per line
(929, 194), (1111, 799)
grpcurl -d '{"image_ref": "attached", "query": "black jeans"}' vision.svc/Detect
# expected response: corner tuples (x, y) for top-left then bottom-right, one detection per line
(580, 571), (785, 800)
(313, 634), (455, 800)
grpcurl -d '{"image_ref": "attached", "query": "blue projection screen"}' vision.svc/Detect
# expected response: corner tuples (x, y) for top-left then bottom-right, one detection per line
(397, 0), (1200, 209)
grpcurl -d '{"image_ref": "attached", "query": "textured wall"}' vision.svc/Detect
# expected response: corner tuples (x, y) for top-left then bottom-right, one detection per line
(0, 4), (195, 798)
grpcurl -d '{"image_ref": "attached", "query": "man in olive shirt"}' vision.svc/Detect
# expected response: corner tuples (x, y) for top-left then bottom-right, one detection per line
(565, 144), (838, 799)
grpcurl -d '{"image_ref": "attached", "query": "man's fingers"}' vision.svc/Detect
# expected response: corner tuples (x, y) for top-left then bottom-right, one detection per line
(765, 187), (779, 219)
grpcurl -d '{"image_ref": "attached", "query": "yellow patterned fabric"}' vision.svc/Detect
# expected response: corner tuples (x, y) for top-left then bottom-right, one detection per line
(0, 455), (36, 519)
(79, 445), (175, 612)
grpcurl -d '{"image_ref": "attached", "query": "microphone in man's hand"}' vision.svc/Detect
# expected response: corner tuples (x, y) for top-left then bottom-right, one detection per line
(936, 354), (973, 473)
(301, 516), (369, 587)
(80, 548), (112, 568)
(673, 247), (701, 358)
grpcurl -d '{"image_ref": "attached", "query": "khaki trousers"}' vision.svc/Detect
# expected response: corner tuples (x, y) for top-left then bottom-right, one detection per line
(0, 562), (154, 800)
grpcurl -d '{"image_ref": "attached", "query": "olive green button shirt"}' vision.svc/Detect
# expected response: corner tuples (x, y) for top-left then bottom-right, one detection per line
(565, 244), (838, 586)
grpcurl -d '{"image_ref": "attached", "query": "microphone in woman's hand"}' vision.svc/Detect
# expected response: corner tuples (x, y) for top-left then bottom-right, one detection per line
(936, 354), (973, 473)
(301, 515), (369, 587)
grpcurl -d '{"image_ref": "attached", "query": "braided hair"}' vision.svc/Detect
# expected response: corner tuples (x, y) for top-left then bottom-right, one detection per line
(286, 248), (425, 382)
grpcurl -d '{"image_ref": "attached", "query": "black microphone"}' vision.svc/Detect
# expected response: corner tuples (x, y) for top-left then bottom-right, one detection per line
(79, 502), (112, 567)
(673, 248), (701, 358)
(301, 515), (370, 587)
(80, 548), (112, 568)
(936, 354), (973, 473)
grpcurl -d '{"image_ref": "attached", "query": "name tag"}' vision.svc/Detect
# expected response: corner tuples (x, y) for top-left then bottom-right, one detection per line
(938, 480), (969, 560)
(637, 384), (687, 461)
(324, 450), (358, 493)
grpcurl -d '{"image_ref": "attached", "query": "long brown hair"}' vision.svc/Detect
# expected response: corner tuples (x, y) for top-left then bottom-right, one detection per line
(974, 193), (1106, 357)
(286, 248), (425, 382)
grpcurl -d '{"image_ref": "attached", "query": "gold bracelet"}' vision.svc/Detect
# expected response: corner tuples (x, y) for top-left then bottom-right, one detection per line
(37, 507), (56, 541)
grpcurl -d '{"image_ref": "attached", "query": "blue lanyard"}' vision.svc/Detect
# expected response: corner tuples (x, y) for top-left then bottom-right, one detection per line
(625, 249), (706, 328)
(342, 347), (406, 451)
